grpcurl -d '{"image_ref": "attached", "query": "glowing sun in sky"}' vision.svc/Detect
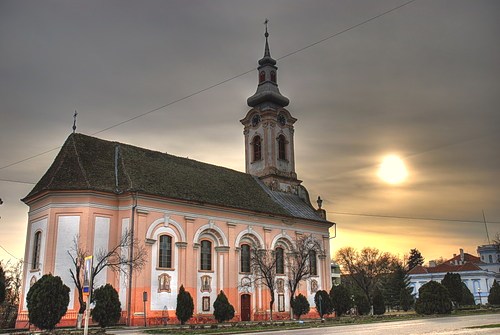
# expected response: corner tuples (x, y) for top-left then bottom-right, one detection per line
(378, 155), (408, 184)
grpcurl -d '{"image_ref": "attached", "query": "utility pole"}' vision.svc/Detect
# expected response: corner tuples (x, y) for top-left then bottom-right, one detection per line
(482, 210), (491, 244)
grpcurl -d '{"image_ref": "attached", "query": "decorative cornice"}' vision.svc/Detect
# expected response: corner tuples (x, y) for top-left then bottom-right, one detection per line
(145, 238), (156, 245)
(215, 246), (230, 253)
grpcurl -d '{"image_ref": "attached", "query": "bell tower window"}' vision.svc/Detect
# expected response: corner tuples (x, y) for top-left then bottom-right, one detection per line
(270, 71), (276, 82)
(253, 136), (262, 162)
(259, 71), (265, 83)
(278, 135), (286, 160)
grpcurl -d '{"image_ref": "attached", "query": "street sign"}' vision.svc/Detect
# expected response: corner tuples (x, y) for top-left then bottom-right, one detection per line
(83, 256), (93, 296)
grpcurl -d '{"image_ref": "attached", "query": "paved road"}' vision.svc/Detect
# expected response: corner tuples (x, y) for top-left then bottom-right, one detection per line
(108, 314), (500, 335)
(247, 314), (500, 335)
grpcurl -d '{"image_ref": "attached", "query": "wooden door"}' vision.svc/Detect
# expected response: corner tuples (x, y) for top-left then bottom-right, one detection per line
(240, 294), (251, 321)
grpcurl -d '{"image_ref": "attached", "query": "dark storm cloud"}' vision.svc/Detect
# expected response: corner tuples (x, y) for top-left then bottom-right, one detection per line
(1, 0), (499, 262)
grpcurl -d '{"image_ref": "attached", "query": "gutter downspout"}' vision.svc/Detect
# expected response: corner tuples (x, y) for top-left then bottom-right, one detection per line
(126, 192), (137, 326)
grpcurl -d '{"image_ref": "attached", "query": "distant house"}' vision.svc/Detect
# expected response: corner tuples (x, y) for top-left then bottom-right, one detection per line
(408, 247), (499, 304)
(331, 261), (341, 287)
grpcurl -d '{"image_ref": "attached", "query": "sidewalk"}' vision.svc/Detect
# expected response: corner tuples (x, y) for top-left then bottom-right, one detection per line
(106, 327), (146, 335)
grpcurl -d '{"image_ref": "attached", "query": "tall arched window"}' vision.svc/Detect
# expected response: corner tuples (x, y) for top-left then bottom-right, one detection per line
(278, 135), (286, 160)
(32, 231), (42, 270)
(259, 71), (265, 83)
(158, 235), (172, 268)
(240, 244), (251, 273)
(200, 240), (212, 271)
(309, 250), (317, 276)
(253, 136), (262, 162)
(270, 71), (276, 82)
(275, 247), (284, 274)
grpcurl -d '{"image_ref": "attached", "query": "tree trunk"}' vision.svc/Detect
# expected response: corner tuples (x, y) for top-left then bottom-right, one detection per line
(269, 296), (274, 321)
(76, 301), (86, 328)
(76, 314), (83, 329)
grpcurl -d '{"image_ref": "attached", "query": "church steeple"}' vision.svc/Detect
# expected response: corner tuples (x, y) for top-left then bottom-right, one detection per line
(263, 19), (271, 59)
(241, 22), (300, 194)
(247, 21), (289, 109)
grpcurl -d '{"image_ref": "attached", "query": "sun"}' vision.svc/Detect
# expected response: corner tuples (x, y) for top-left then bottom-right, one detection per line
(378, 155), (408, 184)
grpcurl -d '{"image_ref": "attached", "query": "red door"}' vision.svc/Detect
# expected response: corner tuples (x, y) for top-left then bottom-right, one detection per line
(241, 294), (251, 321)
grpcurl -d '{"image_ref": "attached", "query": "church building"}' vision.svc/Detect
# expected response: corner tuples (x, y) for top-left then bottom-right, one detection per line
(16, 28), (334, 327)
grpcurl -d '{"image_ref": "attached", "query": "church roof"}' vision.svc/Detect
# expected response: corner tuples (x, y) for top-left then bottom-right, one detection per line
(25, 133), (328, 223)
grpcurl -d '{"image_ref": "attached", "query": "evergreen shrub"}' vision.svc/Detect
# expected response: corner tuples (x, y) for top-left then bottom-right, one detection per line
(291, 294), (310, 319)
(415, 281), (452, 315)
(175, 285), (194, 325)
(213, 290), (235, 323)
(26, 274), (70, 330)
(91, 284), (121, 328)
(314, 290), (333, 318)
(488, 280), (500, 305)
(329, 284), (352, 316)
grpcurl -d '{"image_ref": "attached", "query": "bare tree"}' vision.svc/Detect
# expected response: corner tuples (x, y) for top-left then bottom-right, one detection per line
(335, 247), (399, 304)
(286, 235), (323, 317)
(68, 229), (147, 328)
(249, 246), (278, 321)
(0, 259), (22, 329)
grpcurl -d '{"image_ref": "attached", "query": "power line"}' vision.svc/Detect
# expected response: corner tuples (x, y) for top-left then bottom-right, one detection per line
(0, 0), (419, 171)
(276, 0), (418, 61)
(0, 244), (22, 261)
(0, 178), (36, 185)
(330, 211), (500, 224)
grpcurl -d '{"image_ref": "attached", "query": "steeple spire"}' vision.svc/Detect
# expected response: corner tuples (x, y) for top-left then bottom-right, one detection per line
(247, 20), (289, 108)
(264, 18), (271, 58)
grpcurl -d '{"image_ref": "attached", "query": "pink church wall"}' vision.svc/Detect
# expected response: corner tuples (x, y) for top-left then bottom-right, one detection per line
(16, 190), (331, 328)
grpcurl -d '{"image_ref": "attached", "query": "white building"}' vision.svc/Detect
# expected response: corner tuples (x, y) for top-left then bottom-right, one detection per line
(408, 247), (499, 304)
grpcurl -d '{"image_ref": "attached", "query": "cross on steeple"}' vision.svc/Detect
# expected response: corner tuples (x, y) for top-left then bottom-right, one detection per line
(72, 110), (78, 133)
(264, 19), (270, 58)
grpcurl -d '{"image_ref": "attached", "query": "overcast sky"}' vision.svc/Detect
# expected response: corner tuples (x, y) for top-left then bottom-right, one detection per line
(1, 0), (499, 266)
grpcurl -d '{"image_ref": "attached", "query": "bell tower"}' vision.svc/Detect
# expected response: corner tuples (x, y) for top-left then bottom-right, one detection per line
(241, 22), (301, 193)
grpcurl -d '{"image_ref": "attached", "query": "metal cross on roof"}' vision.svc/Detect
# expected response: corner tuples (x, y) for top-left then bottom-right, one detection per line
(72, 110), (78, 133)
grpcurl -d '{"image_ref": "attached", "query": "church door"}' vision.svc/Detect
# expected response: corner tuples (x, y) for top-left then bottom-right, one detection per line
(241, 294), (251, 321)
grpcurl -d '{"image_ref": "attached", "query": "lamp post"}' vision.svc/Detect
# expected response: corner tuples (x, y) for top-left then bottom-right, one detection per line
(478, 287), (482, 306)
(318, 294), (323, 322)
(143, 291), (148, 327)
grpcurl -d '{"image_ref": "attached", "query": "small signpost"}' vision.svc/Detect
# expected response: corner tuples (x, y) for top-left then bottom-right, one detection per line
(83, 256), (93, 335)
(143, 291), (148, 327)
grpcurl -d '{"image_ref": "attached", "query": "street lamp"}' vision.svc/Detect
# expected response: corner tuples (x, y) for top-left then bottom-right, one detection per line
(478, 288), (482, 306)
(318, 294), (323, 322)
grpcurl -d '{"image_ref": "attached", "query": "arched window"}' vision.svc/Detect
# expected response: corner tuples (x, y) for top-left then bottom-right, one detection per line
(270, 71), (276, 82)
(309, 250), (317, 276)
(278, 135), (286, 160)
(259, 71), (265, 83)
(200, 240), (212, 271)
(32, 231), (42, 270)
(253, 136), (262, 162)
(275, 247), (284, 274)
(240, 244), (251, 273)
(158, 235), (172, 268)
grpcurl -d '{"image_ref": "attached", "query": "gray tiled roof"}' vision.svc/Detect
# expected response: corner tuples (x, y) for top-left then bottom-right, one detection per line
(255, 177), (328, 222)
(25, 133), (330, 225)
